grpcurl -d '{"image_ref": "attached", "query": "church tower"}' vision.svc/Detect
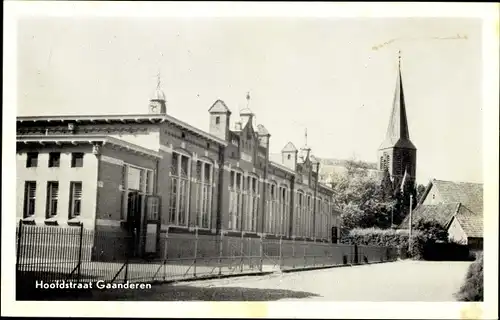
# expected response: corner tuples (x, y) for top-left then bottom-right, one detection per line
(378, 51), (417, 186)
(149, 72), (167, 115)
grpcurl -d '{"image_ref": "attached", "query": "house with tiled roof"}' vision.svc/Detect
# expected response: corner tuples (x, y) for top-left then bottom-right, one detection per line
(400, 179), (483, 251)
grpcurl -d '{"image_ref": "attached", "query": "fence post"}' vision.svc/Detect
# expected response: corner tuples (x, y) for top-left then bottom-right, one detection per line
(303, 239), (307, 268)
(16, 220), (24, 271)
(77, 223), (84, 282)
(124, 233), (131, 284)
(218, 231), (224, 276)
(240, 232), (244, 273)
(279, 237), (283, 271)
(193, 227), (198, 277)
(163, 227), (169, 281)
(259, 234), (263, 272)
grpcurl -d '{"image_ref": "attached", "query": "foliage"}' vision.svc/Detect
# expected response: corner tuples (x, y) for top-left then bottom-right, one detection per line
(380, 168), (394, 201)
(342, 217), (454, 260)
(455, 253), (484, 301)
(412, 218), (449, 242)
(416, 184), (427, 203)
(331, 156), (426, 233)
(341, 227), (417, 248)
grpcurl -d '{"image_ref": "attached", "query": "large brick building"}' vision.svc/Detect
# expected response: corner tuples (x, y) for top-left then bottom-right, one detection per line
(16, 84), (341, 258)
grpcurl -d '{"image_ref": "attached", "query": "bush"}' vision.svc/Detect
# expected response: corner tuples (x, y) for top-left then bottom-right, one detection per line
(340, 225), (470, 261)
(455, 253), (484, 301)
(340, 227), (426, 259)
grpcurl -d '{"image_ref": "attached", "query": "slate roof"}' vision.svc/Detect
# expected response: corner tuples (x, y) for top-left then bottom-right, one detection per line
(208, 99), (231, 114)
(455, 204), (483, 238)
(281, 141), (298, 152)
(430, 180), (483, 215)
(399, 202), (460, 229)
(401, 179), (484, 238)
(378, 64), (416, 151)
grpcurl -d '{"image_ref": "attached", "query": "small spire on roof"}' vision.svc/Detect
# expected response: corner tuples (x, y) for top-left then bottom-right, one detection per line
(157, 69), (164, 90)
(305, 128), (308, 147)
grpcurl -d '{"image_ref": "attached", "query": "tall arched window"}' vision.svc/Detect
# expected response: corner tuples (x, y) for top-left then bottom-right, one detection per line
(193, 160), (213, 229)
(266, 181), (278, 234)
(169, 152), (191, 226)
(279, 185), (289, 236)
(306, 194), (312, 238)
(228, 170), (243, 231)
(243, 174), (259, 232)
(295, 191), (304, 237)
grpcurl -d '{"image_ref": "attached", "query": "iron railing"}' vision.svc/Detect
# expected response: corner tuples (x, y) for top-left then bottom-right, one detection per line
(16, 222), (400, 288)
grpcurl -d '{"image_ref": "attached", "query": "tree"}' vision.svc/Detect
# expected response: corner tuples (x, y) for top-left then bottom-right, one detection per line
(416, 184), (426, 203)
(332, 158), (396, 231)
(380, 168), (394, 201)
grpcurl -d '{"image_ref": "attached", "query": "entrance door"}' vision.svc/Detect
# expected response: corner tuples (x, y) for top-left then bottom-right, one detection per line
(127, 191), (143, 257)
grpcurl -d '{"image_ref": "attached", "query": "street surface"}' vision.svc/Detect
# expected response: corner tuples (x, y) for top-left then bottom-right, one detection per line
(67, 260), (472, 301)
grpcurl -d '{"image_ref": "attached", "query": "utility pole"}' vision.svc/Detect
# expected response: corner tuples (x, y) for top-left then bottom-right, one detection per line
(391, 206), (394, 228)
(408, 194), (413, 251)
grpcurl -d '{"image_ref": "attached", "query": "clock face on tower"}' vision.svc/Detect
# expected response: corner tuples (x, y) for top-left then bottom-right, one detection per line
(149, 102), (160, 114)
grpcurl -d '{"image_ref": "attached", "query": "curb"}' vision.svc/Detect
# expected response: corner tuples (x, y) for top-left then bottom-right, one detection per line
(148, 271), (276, 285)
(279, 259), (398, 274)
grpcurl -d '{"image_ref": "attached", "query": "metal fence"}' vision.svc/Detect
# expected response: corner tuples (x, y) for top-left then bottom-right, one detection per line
(16, 223), (399, 288)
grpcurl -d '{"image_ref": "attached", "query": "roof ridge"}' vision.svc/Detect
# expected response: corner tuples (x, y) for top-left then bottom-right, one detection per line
(434, 179), (483, 185)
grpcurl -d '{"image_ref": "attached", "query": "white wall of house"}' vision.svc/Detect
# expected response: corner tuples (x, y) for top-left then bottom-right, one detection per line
(447, 217), (468, 245)
(16, 146), (98, 229)
(421, 184), (444, 205)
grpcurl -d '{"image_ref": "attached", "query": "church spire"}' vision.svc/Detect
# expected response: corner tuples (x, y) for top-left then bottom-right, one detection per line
(379, 50), (416, 150)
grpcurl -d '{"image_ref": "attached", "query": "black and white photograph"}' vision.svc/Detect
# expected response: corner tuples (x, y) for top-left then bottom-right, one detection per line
(2, 2), (498, 319)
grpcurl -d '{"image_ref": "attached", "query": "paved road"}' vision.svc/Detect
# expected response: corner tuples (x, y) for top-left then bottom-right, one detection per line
(65, 260), (472, 301)
(177, 260), (472, 302)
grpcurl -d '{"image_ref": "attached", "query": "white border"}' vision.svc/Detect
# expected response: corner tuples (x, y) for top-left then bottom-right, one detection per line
(2, 2), (498, 319)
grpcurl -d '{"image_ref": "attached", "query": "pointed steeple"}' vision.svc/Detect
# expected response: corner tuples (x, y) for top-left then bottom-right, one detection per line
(379, 51), (416, 150)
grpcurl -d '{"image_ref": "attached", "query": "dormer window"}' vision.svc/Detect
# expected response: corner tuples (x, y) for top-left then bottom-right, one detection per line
(287, 154), (291, 160)
(215, 116), (220, 125)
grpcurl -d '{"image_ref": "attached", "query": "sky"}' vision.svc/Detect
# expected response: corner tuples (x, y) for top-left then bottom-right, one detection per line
(16, 17), (483, 185)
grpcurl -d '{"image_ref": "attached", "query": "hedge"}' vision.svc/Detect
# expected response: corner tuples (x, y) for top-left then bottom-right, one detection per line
(340, 227), (472, 260)
(455, 253), (483, 301)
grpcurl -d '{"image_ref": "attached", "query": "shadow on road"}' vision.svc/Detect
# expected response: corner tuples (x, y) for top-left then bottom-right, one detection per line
(35, 284), (321, 301)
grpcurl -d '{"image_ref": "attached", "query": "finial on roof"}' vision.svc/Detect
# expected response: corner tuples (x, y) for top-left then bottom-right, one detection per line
(157, 70), (161, 90)
(398, 50), (401, 68)
(151, 69), (166, 102)
(305, 128), (308, 147)
(246, 91), (251, 108)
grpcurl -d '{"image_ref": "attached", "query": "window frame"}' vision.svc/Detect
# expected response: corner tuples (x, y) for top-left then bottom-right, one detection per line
(26, 152), (38, 168)
(23, 181), (37, 218)
(48, 152), (61, 168)
(46, 181), (59, 218)
(69, 181), (83, 219)
(71, 152), (84, 168)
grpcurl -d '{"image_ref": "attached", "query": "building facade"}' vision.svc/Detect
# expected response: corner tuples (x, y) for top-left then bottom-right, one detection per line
(16, 87), (341, 259)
